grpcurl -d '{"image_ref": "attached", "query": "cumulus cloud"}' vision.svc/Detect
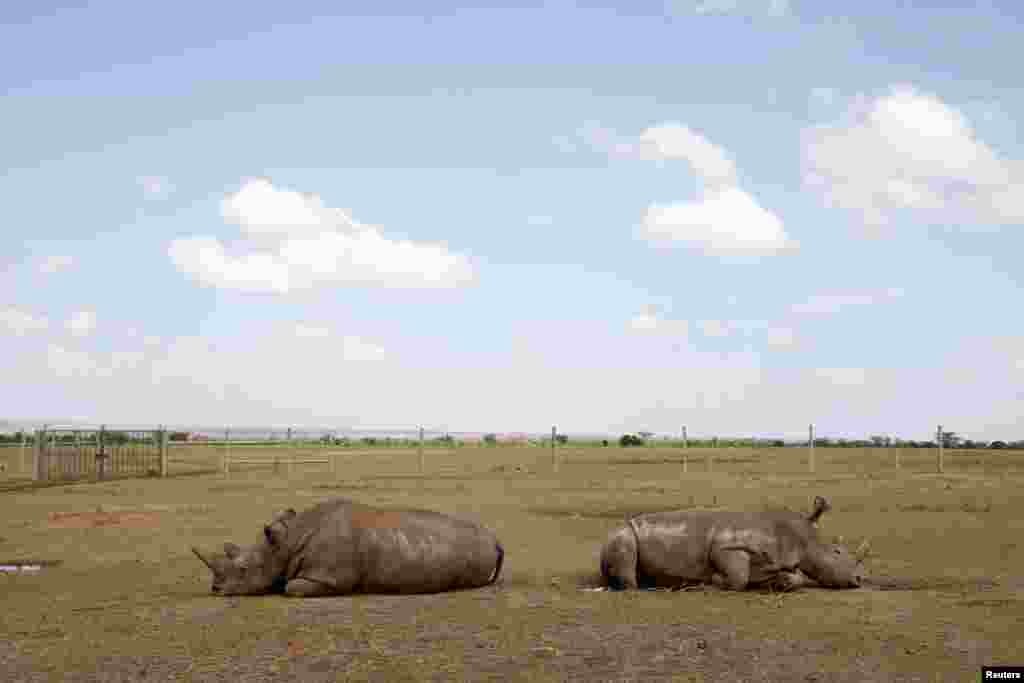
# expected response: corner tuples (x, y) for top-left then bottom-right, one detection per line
(65, 310), (97, 338)
(791, 288), (904, 315)
(169, 178), (476, 294)
(803, 84), (1024, 230)
(639, 186), (797, 255)
(577, 120), (795, 255)
(37, 255), (74, 275)
(636, 123), (738, 188)
(0, 307), (49, 336)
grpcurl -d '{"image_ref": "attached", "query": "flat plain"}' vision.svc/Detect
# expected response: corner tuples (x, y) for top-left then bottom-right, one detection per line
(1, 444), (1022, 682)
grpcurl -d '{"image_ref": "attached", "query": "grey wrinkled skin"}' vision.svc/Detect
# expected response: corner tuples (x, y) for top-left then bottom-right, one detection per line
(599, 496), (866, 592)
(192, 498), (504, 597)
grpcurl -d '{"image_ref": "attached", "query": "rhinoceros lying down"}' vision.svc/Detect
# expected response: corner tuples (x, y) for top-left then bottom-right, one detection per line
(599, 496), (868, 591)
(192, 498), (504, 597)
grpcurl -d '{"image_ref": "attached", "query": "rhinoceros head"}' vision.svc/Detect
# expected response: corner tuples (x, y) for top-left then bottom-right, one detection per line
(191, 508), (297, 596)
(800, 541), (866, 588)
(797, 498), (868, 588)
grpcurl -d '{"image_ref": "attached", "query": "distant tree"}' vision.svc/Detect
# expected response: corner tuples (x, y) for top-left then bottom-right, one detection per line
(555, 434), (568, 445)
(771, 439), (785, 448)
(990, 441), (1007, 449)
(602, 439), (609, 447)
(619, 434), (644, 447)
(483, 433), (497, 445)
(940, 431), (961, 448)
(638, 431), (654, 440)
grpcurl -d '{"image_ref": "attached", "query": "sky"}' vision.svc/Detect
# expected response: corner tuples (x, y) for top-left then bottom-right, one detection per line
(2, 0), (1023, 440)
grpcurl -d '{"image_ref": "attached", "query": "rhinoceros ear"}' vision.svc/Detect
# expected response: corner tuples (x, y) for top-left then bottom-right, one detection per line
(264, 521), (288, 546)
(275, 508), (297, 522)
(224, 542), (241, 559)
(807, 496), (831, 525)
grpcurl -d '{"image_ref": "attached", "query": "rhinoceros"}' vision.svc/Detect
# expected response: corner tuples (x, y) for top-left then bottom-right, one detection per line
(191, 498), (504, 597)
(599, 496), (868, 591)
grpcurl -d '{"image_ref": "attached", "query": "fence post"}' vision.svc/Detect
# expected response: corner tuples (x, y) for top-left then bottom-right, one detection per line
(158, 426), (168, 477)
(809, 423), (816, 474)
(223, 429), (231, 476)
(680, 426), (688, 474)
(551, 426), (558, 472)
(937, 424), (944, 474)
(18, 430), (26, 476)
(34, 427), (47, 482)
(707, 437), (715, 472)
(895, 443), (901, 471)
(95, 425), (106, 480)
(418, 426), (425, 475)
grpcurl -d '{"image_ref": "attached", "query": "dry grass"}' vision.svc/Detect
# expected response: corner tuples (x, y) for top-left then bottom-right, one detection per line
(1, 445), (1022, 681)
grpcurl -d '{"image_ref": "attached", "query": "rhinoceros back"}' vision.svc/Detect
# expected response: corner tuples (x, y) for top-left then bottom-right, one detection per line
(289, 501), (501, 594)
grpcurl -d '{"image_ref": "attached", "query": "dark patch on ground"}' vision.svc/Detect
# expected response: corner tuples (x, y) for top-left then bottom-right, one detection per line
(865, 576), (998, 592)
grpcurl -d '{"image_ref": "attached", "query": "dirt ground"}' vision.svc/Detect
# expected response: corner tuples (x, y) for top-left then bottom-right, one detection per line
(1, 445), (1022, 681)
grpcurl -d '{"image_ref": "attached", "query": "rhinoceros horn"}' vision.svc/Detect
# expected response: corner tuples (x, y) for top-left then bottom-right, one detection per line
(192, 547), (215, 571)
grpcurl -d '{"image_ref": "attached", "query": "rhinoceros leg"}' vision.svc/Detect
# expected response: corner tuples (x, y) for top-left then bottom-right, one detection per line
(284, 577), (338, 598)
(710, 549), (751, 591)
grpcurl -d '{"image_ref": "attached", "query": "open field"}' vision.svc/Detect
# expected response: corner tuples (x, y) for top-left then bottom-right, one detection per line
(2, 445), (1023, 681)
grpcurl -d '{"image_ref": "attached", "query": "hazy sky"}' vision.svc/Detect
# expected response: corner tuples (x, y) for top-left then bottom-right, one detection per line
(2, 1), (1022, 440)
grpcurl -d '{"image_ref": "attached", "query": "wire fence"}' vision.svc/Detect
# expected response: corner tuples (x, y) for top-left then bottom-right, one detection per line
(1, 422), (1022, 491)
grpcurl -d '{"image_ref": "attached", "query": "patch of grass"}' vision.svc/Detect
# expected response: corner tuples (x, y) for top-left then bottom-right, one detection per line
(1, 445), (1021, 681)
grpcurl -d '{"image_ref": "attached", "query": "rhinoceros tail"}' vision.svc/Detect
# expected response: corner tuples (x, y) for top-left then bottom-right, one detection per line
(488, 542), (505, 585)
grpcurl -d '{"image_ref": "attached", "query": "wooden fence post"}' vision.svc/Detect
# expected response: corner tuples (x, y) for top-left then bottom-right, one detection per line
(809, 424), (816, 474)
(97, 425), (107, 480)
(551, 426), (559, 472)
(223, 429), (231, 476)
(707, 437), (715, 472)
(158, 427), (168, 477)
(937, 424), (944, 474)
(34, 427), (47, 482)
(18, 430), (26, 476)
(418, 426), (425, 475)
(681, 426), (688, 474)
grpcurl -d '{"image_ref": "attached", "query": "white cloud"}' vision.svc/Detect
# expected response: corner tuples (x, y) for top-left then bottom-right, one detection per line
(791, 288), (904, 315)
(814, 367), (868, 388)
(639, 186), (797, 254)
(674, 0), (791, 17)
(802, 84), (1024, 229)
(65, 310), (97, 338)
(169, 178), (476, 294)
(636, 123), (738, 188)
(578, 121), (795, 255)
(765, 326), (798, 350)
(37, 255), (74, 275)
(698, 319), (731, 338)
(628, 305), (690, 337)
(139, 176), (174, 200)
(0, 307), (49, 336)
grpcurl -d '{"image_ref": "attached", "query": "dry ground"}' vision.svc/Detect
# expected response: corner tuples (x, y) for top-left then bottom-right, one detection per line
(2, 445), (1023, 682)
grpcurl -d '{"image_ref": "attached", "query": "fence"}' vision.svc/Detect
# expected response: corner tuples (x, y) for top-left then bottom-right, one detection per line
(31, 426), (167, 483)
(2, 422), (1020, 490)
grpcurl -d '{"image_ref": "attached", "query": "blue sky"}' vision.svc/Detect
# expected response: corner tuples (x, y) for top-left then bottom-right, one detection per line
(2, 1), (1023, 440)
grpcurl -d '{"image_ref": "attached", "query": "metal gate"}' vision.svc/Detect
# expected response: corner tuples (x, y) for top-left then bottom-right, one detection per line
(34, 427), (167, 483)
